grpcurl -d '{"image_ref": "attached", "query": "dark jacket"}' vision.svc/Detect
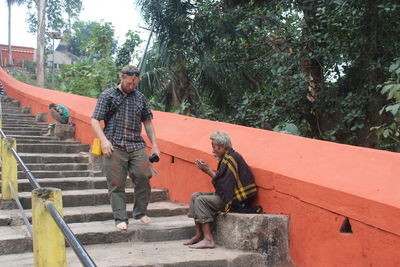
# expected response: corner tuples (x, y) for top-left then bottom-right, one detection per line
(212, 148), (257, 211)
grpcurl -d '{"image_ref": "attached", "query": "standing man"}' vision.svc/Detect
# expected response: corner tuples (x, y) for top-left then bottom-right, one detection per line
(91, 65), (160, 230)
(184, 131), (257, 249)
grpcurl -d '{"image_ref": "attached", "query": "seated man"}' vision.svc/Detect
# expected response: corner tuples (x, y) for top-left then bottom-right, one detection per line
(185, 131), (257, 249)
(43, 103), (69, 136)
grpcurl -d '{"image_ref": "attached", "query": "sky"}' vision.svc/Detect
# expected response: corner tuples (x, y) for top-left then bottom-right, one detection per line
(0, 0), (151, 52)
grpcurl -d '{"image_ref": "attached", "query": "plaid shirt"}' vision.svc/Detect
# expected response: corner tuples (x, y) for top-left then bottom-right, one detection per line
(92, 86), (153, 152)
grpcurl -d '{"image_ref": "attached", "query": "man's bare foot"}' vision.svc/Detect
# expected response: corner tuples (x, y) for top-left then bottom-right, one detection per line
(183, 235), (203, 245)
(116, 221), (128, 230)
(189, 239), (215, 249)
(134, 215), (151, 224)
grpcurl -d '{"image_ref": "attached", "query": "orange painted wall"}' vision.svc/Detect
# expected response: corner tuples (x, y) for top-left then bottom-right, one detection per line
(1, 67), (400, 267)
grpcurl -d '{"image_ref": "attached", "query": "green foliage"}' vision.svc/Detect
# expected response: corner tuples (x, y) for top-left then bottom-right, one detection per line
(66, 20), (118, 60)
(12, 72), (28, 83)
(6, 66), (37, 85)
(66, 21), (96, 57)
(115, 30), (143, 67)
(59, 59), (118, 97)
(26, 0), (82, 34)
(371, 58), (400, 150)
(148, 96), (165, 111)
(273, 123), (300, 136)
(63, 0), (82, 29)
(23, 60), (36, 73)
(85, 21), (117, 59)
(169, 101), (191, 115)
(136, 0), (400, 150)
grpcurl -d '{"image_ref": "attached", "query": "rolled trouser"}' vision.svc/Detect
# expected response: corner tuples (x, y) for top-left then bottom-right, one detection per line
(103, 147), (152, 224)
(187, 192), (225, 224)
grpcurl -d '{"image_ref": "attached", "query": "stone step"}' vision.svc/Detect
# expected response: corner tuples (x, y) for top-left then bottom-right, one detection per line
(1, 112), (29, 116)
(1, 122), (48, 126)
(2, 130), (45, 136)
(1, 116), (35, 120)
(2, 128), (47, 134)
(4, 129), (45, 134)
(14, 143), (90, 153)
(19, 153), (89, 164)
(11, 170), (100, 179)
(1, 120), (40, 124)
(0, 240), (266, 267)
(2, 123), (48, 127)
(0, 216), (195, 255)
(1, 107), (22, 111)
(6, 135), (58, 141)
(14, 140), (80, 145)
(14, 176), (104, 192)
(0, 188), (168, 209)
(1, 125), (48, 129)
(3, 111), (35, 118)
(1, 201), (189, 226)
(3, 127), (43, 132)
(24, 163), (89, 171)
(1, 114), (34, 116)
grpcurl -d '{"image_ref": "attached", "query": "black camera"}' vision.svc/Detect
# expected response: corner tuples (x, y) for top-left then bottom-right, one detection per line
(149, 154), (159, 163)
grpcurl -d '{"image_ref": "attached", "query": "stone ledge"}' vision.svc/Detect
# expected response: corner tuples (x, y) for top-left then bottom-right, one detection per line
(54, 123), (75, 140)
(20, 106), (31, 114)
(11, 99), (20, 107)
(215, 213), (291, 267)
(35, 112), (47, 122)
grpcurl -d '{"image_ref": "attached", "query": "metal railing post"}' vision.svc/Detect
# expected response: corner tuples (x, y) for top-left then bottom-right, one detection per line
(1, 137), (17, 200)
(32, 187), (66, 267)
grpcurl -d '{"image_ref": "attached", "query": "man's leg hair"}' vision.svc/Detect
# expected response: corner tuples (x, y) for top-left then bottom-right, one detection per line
(189, 223), (215, 249)
(184, 222), (203, 245)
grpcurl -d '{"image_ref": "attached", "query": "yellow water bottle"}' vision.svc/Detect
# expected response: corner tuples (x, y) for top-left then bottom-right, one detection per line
(91, 138), (103, 156)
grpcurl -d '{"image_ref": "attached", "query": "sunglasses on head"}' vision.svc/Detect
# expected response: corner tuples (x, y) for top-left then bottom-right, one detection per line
(122, 70), (140, 77)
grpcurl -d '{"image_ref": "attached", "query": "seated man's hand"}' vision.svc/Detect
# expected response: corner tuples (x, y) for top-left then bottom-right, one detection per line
(195, 159), (214, 177)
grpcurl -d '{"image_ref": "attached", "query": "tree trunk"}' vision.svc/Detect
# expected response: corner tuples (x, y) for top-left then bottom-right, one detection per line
(355, 0), (385, 147)
(36, 0), (47, 87)
(7, 3), (13, 66)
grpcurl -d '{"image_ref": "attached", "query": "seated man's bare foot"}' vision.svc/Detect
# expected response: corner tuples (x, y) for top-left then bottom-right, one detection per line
(189, 239), (215, 249)
(116, 221), (128, 230)
(183, 235), (203, 245)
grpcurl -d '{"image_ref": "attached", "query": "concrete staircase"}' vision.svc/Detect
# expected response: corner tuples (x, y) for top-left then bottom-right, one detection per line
(0, 101), (267, 266)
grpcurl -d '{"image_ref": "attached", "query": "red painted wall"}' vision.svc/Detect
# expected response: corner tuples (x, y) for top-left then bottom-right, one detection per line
(0, 45), (35, 67)
(1, 67), (399, 267)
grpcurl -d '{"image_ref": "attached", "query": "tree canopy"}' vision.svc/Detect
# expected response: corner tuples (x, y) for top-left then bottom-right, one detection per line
(135, 0), (400, 151)
(67, 20), (118, 60)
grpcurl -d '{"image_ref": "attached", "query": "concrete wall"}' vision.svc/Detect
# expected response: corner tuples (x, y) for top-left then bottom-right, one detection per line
(1, 67), (400, 267)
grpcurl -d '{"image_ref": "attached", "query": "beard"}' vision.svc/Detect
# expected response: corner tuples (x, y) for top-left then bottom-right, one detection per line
(120, 83), (135, 94)
(213, 154), (221, 161)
